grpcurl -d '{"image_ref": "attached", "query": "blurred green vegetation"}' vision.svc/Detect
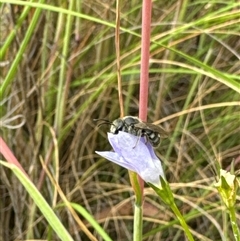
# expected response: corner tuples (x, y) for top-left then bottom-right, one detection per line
(0, 0), (239, 240)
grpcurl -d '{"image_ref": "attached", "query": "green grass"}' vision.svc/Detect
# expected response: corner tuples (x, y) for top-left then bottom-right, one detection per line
(0, 0), (239, 240)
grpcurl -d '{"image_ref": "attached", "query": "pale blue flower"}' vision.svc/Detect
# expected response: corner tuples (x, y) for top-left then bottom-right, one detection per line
(96, 131), (165, 187)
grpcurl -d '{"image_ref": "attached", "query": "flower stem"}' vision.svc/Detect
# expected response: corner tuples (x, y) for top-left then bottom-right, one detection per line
(170, 202), (195, 241)
(133, 1), (152, 240)
(150, 179), (195, 241)
(139, 0), (152, 121)
(133, 204), (143, 241)
(229, 206), (240, 241)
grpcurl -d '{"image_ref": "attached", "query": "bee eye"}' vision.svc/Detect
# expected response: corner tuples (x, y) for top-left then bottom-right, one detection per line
(149, 133), (155, 139)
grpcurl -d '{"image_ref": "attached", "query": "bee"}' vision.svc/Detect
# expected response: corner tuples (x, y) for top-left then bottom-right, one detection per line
(95, 116), (167, 147)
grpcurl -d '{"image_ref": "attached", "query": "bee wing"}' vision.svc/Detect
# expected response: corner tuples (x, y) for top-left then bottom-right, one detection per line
(134, 122), (168, 138)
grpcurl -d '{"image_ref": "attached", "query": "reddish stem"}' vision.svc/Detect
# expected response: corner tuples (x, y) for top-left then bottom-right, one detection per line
(0, 137), (29, 177)
(139, 0), (152, 122)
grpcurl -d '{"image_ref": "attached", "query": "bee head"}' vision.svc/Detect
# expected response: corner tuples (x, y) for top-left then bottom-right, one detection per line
(94, 116), (140, 135)
(110, 118), (126, 134)
(94, 118), (120, 134)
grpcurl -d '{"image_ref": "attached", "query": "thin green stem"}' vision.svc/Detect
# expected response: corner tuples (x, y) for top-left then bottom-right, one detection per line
(170, 203), (195, 241)
(0, 0), (45, 98)
(54, 0), (74, 132)
(150, 179), (195, 241)
(133, 204), (143, 241)
(229, 206), (240, 241)
(0, 0), (33, 59)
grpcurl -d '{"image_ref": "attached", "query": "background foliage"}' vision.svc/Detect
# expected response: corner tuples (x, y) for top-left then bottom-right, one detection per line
(0, 0), (239, 240)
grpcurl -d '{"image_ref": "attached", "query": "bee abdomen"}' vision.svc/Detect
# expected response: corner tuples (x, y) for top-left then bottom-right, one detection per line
(148, 133), (160, 147)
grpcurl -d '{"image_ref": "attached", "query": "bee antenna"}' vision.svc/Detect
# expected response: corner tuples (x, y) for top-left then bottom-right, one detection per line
(93, 118), (113, 127)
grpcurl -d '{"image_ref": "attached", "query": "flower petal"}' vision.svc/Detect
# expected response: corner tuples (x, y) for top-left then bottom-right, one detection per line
(95, 151), (137, 172)
(107, 132), (164, 186)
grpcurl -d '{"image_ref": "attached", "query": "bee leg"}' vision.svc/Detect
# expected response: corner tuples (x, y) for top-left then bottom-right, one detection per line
(139, 130), (149, 145)
(132, 130), (142, 149)
(132, 135), (140, 149)
(144, 134), (149, 145)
